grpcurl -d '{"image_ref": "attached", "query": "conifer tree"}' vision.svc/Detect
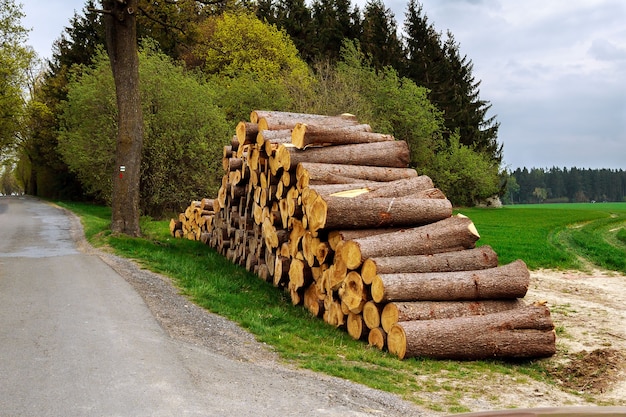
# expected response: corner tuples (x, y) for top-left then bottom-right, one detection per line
(359, 0), (403, 70)
(403, 0), (501, 165)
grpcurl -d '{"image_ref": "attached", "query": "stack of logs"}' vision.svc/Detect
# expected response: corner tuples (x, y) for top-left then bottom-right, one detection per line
(171, 110), (556, 360)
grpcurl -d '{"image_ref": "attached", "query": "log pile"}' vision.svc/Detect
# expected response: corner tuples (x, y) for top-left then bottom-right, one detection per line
(171, 110), (556, 361)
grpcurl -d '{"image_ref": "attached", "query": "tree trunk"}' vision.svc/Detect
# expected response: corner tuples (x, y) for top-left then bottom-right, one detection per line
(285, 140), (410, 169)
(368, 327), (387, 350)
(308, 175), (435, 198)
(291, 123), (394, 149)
(251, 110), (358, 130)
(338, 215), (480, 269)
(360, 245), (499, 284)
(387, 305), (556, 360)
(347, 312), (369, 340)
(308, 196), (452, 233)
(296, 162), (418, 187)
(381, 299), (526, 332)
(371, 260), (530, 303)
(103, 0), (143, 236)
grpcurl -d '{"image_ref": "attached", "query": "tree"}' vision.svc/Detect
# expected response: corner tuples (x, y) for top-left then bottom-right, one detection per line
(359, 0), (403, 70)
(307, 40), (444, 170)
(194, 10), (313, 121)
(403, 0), (501, 166)
(96, 0), (144, 236)
(58, 45), (230, 216)
(0, 0), (34, 154)
(422, 134), (501, 206)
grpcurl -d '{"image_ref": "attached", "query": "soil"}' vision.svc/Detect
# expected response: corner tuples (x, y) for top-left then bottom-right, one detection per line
(69, 211), (626, 414)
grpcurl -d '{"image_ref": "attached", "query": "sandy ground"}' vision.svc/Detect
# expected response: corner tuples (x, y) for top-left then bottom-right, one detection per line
(448, 267), (626, 412)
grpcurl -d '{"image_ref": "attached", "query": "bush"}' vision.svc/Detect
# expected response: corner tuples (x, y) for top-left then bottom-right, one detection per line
(59, 43), (230, 217)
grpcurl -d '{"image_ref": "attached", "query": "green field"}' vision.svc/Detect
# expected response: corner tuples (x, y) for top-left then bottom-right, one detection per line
(59, 201), (626, 412)
(457, 202), (626, 273)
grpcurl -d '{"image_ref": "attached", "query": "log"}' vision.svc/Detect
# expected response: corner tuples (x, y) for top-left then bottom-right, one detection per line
(309, 176), (435, 198)
(327, 228), (403, 251)
(304, 284), (324, 317)
(339, 271), (368, 314)
(285, 140), (410, 169)
(362, 301), (384, 330)
(297, 162), (418, 185)
(236, 121), (258, 145)
(387, 305), (556, 360)
(291, 123), (393, 149)
(360, 245), (499, 284)
(368, 327), (387, 350)
(371, 260), (530, 303)
(381, 299), (527, 332)
(339, 215), (480, 269)
(308, 196), (453, 233)
(251, 111), (359, 130)
(347, 312), (369, 340)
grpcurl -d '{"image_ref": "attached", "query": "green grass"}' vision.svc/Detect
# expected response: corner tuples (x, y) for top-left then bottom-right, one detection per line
(58, 201), (626, 412)
(456, 203), (626, 273)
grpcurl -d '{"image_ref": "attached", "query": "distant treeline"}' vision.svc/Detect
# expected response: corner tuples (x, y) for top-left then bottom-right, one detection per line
(505, 167), (626, 204)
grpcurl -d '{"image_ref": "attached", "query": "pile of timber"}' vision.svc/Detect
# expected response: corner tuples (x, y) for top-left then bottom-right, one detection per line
(171, 110), (556, 361)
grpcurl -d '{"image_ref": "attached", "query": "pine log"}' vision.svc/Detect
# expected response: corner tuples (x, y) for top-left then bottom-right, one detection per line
(251, 111), (359, 130)
(387, 305), (556, 360)
(339, 271), (368, 314)
(297, 162), (418, 185)
(304, 284), (324, 318)
(288, 258), (312, 290)
(381, 299), (527, 332)
(285, 140), (410, 169)
(306, 176), (433, 197)
(362, 301), (384, 330)
(347, 312), (369, 340)
(323, 298), (346, 327)
(291, 123), (393, 149)
(360, 245), (499, 284)
(339, 215), (480, 269)
(309, 196), (452, 233)
(328, 228), (403, 251)
(236, 121), (258, 145)
(368, 327), (387, 350)
(371, 260), (530, 303)
(169, 218), (182, 236)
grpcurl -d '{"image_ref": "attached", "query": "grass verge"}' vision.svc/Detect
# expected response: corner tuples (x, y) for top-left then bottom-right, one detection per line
(58, 201), (626, 412)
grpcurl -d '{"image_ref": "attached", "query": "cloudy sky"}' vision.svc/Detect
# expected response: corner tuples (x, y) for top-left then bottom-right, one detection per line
(21, 0), (626, 170)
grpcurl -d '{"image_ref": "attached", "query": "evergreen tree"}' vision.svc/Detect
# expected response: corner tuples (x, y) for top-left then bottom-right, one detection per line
(359, 0), (403, 70)
(403, 0), (501, 165)
(309, 0), (360, 62)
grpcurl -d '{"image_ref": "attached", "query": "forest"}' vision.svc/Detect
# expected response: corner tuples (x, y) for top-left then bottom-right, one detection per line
(505, 167), (626, 205)
(0, 0), (537, 216)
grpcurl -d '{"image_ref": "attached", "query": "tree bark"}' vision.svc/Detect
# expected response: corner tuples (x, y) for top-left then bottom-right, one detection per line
(291, 123), (394, 149)
(104, 0), (143, 236)
(360, 245), (499, 284)
(381, 299), (526, 332)
(251, 110), (358, 130)
(308, 175), (434, 198)
(297, 162), (418, 187)
(308, 196), (453, 233)
(371, 260), (530, 303)
(338, 215), (480, 269)
(387, 305), (556, 360)
(285, 140), (410, 169)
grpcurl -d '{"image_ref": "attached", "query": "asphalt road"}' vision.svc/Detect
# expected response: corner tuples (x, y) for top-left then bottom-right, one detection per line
(0, 196), (424, 417)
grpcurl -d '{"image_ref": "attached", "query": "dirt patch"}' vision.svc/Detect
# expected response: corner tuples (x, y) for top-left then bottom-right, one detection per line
(525, 269), (626, 404)
(547, 348), (625, 394)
